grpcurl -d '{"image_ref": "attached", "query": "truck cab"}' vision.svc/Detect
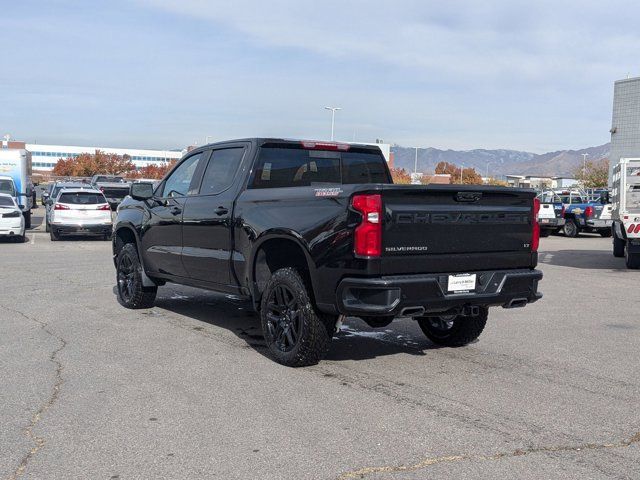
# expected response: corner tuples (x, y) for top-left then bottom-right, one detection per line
(0, 149), (34, 228)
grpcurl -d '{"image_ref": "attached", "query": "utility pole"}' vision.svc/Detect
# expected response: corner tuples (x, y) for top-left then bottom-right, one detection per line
(324, 106), (341, 141)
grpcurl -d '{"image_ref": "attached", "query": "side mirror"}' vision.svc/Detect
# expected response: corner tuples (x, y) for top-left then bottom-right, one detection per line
(18, 204), (25, 209)
(130, 182), (154, 201)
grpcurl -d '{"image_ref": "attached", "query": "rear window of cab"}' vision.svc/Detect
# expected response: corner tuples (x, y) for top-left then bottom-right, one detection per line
(250, 145), (390, 189)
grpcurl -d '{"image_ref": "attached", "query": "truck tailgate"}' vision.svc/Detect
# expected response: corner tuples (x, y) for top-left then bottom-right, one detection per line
(375, 185), (536, 273)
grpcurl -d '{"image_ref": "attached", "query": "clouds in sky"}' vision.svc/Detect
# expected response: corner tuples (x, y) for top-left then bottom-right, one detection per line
(2, 0), (638, 151)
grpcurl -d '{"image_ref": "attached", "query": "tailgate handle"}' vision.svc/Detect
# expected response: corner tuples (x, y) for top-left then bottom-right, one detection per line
(455, 192), (483, 203)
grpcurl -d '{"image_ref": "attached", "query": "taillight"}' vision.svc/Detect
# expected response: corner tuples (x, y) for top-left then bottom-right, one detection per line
(97, 204), (111, 210)
(352, 194), (382, 257)
(54, 203), (70, 210)
(585, 206), (594, 218)
(532, 198), (540, 252)
(635, 224), (640, 234)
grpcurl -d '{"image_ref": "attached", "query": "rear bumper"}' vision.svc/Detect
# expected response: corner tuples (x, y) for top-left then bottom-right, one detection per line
(538, 218), (565, 228)
(586, 219), (612, 229)
(336, 269), (543, 316)
(51, 223), (112, 236)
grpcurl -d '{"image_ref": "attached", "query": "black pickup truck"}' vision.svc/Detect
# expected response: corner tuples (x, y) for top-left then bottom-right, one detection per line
(112, 138), (542, 366)
(90, 175), (130, 209)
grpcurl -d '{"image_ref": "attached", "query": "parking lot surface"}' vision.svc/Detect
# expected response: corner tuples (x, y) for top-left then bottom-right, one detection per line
(1, 215), (639, 479)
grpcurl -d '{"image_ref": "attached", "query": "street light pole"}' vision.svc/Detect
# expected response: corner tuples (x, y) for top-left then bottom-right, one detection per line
(460, 164), (464, 184)
(582, 153), (589, 183)
(413, 147), (419, 174)
(324, 106), (341, 141)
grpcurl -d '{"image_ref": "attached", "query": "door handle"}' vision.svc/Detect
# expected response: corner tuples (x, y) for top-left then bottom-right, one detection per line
(214, 206), (229, 216)
(170, 206), (182, 215)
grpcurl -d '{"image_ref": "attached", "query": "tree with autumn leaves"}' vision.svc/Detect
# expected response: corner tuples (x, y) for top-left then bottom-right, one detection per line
(434, 161), (483, 184)
(52, 150), (175, 179)
(574, 158), (609, 188)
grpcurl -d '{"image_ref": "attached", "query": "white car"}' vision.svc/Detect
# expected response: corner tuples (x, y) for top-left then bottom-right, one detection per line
(49, 188), (113, 241)
(0, 193), (26, 242)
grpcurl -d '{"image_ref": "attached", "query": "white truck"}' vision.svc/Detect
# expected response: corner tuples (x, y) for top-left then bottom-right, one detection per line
(0, 149), (34, 228)
(611, 158), (640, 268)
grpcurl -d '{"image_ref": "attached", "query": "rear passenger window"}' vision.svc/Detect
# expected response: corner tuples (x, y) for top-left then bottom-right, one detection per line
(342, 152), (389, 184)
(199, 148), (244, 195)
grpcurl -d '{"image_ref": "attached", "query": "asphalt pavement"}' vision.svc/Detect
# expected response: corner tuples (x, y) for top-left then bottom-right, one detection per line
(1, 214), (638, 479)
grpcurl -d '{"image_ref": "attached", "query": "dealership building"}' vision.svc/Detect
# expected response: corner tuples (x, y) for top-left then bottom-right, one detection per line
(23, 143), (184, 171)
(609, 76), (640, 182)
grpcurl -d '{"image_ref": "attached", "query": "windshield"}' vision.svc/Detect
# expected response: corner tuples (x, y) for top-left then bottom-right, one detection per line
(58, 192), (107, 205)
(0, 196), (15, 207)
(0, 179), (16, 196)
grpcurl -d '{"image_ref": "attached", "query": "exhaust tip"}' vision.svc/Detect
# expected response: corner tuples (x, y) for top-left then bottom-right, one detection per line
(504, 298), (528, 309)
(400, 306), (425, 317)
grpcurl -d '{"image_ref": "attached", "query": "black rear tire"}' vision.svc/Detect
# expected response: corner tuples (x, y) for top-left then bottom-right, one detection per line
(416, 308), (488, 347)
(625, 243), (640, 269)
(613, 230), (625, 258)
(116, 243), (157, 308)
(23, 210), (31, 229)
(563, 219), (580, 238)
(260, 267), (334, 367)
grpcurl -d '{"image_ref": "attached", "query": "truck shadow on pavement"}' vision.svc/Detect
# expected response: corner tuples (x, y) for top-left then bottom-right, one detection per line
(538, 249), (628, 270)
(151, 287), (439, 362)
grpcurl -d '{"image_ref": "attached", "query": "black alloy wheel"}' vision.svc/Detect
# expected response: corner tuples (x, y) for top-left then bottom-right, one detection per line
(260, 267), (334, 367)
(116, 243), (157, 308)
(265, 284), (302, 353)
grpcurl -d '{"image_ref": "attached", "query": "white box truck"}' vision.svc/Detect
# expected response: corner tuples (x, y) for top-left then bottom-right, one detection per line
(0, 149), (34, 228)
(611, 158), (640, 268)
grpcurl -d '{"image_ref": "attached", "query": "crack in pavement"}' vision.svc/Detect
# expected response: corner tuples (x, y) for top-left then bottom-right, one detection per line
(337, 432), (640, 479)
(1, 304), (67, 480)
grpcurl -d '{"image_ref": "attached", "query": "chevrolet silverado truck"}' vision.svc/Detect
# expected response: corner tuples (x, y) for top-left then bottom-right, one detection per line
(112, 138), (543, 366)
(554, 189), (613, 237)
(90, 175), (130, 209)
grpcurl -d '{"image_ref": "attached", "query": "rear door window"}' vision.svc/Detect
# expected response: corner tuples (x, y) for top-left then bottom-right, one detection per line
(58, 192), (106, 204)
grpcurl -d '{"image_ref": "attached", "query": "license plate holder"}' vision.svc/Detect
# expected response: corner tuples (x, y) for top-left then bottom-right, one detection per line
(447, 274), (476, 293)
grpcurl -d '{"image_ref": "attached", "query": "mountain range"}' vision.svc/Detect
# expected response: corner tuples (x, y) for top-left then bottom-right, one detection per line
(391, 143), (610, 178)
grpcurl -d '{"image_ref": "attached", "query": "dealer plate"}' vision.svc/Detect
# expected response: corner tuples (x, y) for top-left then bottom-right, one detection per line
(540, 218), (550, 224)
(447, 274), (476, 293)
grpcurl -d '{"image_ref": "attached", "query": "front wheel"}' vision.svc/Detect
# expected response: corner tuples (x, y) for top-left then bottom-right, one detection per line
(563, 219), (580, 238)
(260, 267), (334, 367)
(116, 243), (157, 308)
(416, 308), (488, 347)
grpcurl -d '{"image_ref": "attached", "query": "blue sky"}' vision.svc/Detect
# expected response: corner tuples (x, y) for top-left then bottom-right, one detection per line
(1, 0), (638, 152)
